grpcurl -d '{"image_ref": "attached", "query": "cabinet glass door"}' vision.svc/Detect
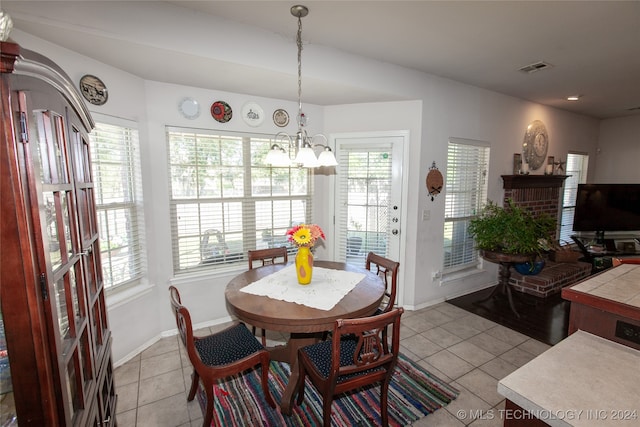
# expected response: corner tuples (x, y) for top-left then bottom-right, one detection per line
(22, 90), (100, 426)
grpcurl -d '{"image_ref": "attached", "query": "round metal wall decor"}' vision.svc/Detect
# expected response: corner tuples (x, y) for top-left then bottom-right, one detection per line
(273, 108), (289, 127)
(426, 161), (443, 201)
(522, 120), (549, 170)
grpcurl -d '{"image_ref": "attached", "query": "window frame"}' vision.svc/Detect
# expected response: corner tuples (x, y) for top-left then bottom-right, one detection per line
(442, 137), (490, 276)
(89, 114), (146, 293)
(166, 127), (314, 275)
(559, 152), (589, 244)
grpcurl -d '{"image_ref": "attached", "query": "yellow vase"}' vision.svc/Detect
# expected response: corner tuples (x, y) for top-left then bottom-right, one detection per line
(295, 246), (314, 285)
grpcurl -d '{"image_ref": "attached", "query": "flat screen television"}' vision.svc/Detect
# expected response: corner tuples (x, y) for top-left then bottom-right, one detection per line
(573, 184), (640, 237)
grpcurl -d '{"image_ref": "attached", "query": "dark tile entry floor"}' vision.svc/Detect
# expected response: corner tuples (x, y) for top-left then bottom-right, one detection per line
(447, 286), (570, 346)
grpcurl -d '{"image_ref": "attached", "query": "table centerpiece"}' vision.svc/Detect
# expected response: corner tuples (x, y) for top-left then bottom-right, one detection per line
(287, 223), (325, 284)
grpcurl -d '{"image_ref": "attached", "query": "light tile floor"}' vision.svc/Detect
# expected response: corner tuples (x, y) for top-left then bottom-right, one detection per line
(114, 302), (551, 426)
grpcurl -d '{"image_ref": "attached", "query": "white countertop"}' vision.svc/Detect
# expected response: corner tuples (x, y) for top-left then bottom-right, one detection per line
(498, 331), (640, 426)
(569, 263), (640, 308)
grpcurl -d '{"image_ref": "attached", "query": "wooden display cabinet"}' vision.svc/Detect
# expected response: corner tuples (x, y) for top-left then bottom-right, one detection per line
(1, 41), (117, 426)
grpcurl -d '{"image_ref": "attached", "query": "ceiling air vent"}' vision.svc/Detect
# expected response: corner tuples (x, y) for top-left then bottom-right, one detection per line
(518, 61), (553, 74)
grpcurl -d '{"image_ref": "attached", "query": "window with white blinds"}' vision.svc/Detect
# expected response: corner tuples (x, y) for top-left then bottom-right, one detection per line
(443, 138), (490, 272)
(166, 128), (312, 273)
(90, 120), (145, 291)
(559, 153), (589, 243)
(335, 144), (392, 265)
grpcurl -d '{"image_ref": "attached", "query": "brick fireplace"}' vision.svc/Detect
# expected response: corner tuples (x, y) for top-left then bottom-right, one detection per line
(500, 175), (591, 297)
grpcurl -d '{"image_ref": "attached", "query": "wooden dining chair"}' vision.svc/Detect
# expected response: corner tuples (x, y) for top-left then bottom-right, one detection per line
(248, 246), (288, 269)
(168, 286), (275, 427)
(295, 307), (404, 427)
(247, 246), (288, 345)
(321, 252), (399, 343)
(366, 252), (400, 315)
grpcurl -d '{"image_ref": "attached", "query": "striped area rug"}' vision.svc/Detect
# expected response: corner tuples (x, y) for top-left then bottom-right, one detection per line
(197, 353), (459, 426)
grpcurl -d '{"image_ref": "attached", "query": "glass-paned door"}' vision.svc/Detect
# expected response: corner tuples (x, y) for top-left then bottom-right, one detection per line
(333, 134), (404, 267)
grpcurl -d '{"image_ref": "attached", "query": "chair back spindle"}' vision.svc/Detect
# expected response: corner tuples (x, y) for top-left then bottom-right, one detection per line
(365, 252), (400, 314)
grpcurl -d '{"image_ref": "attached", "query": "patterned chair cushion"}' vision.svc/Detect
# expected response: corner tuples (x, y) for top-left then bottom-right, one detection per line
(194, 323), (264, 366)
(301, 336), (383, 383)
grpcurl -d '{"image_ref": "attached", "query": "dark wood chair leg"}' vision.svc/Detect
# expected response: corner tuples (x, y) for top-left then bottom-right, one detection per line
(202, 380), (214, 427)
(252, 325), (267, 346)
(260, 356), (276, 408)
(381, 378), (391, 427)
(322, 395), (333, 427)
(295, 357), (306, 406)
(187, 370), (199, 401)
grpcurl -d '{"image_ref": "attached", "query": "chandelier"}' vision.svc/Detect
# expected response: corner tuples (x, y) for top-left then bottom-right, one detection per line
(265, 5), (338, 168)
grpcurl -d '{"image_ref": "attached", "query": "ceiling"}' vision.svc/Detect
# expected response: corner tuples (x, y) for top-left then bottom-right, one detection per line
(4, 1), (640, 120)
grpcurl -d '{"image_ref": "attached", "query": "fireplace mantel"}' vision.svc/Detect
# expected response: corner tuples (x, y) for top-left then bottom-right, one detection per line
(501, 174), (569, 189)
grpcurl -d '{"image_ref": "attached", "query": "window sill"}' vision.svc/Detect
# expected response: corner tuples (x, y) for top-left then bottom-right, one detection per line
(440, 264), (485, 285)
(106, 281), (154, 310)
(169, 264), (247, 287)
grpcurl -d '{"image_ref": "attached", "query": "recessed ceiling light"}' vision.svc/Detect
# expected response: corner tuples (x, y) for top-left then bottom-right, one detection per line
(567, 95), (582, 101)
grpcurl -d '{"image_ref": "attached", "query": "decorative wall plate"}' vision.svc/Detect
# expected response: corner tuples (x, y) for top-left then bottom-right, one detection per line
(273, 108), (290, 127)
(241, 102), (264, 127)
(79, 74), (108, 105)
(210, 101), (232, 123)
(178, 97), (200, 119)
(522, 120), (549, 170)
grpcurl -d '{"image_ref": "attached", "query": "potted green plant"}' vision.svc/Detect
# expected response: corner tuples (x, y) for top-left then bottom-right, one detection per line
(468, 199), (556, 272)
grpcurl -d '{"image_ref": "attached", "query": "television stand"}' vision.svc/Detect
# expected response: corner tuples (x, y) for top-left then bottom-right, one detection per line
(603, 238), (617, 251)
(571, 234), (640, 274)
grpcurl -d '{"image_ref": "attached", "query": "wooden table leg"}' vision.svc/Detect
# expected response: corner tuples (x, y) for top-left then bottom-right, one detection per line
(267, 332), (321, 416)
(500, 262), (521, 318)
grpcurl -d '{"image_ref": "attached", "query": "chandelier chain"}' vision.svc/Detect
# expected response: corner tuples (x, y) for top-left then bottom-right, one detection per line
(297, 14), (304, 122)
(264, 5), (337, 168)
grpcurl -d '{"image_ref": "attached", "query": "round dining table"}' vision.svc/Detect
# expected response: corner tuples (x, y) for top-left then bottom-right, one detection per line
(224, 260), (385, 415)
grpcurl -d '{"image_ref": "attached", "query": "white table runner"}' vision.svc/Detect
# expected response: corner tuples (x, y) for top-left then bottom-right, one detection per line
(240, 264), (366, 310)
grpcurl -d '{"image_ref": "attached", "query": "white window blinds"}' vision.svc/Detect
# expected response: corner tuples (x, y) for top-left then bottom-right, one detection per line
(559, 153), (589, 243)
(90, 121), (145, 290)
(336, 144), (393, 265)
(167, 128), (312, 273)
(443, 138), (490, 272)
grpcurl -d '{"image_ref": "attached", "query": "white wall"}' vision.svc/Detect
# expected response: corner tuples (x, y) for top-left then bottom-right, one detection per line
(594, 116), (640, 183)
(10, 22), (612, 365)
(324, 76), (601, 308)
